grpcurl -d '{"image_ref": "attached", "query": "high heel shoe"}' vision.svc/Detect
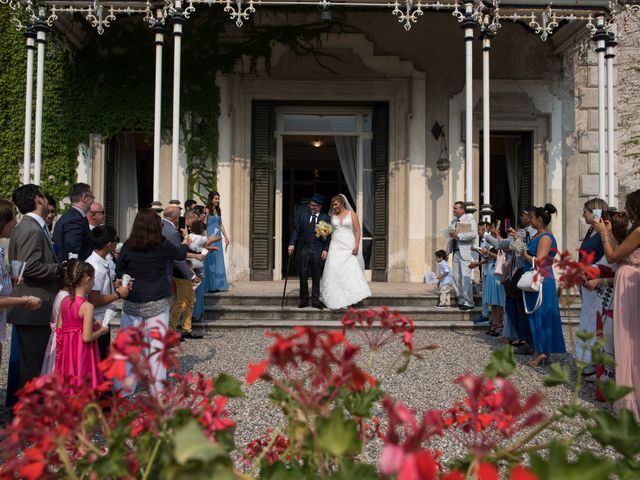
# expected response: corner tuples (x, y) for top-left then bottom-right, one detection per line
(527, 353), (549, 368)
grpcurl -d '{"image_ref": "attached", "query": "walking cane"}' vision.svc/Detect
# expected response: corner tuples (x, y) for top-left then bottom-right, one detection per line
(281, 253), (292, 308)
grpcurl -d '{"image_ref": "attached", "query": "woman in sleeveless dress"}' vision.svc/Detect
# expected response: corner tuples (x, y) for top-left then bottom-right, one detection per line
(204, 192), (229, 293)
(519, 204), (566, 367)
(320, 194), (371, 310)
(594, 189), (640, 419)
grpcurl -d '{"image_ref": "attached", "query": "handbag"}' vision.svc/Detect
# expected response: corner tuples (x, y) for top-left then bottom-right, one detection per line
(517, 258), (544, 314)
(494, 250), (507, 275)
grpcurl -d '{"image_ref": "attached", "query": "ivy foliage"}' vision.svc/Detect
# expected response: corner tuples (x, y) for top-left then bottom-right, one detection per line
(0, 9), (348, 201)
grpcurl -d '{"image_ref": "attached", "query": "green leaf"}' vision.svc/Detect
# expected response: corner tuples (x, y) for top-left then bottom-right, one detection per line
(344, 387), (384, 418)
(484, 345), (516, 378)
(589, 348), (617, 368)
(173, 420), (228, 465)
(213, 372), (244, 398)
(589, 409), (640, 458)
(597, 380), (634, 403)
(576, 330), (596, 342)
(316, 408), (361, 457)
(529, 441), (614, 479)
(328, 460), (378, 480)
(260, 460), (316, 480)
(543, 363), (570, 387)
(558, 404), (587, 418)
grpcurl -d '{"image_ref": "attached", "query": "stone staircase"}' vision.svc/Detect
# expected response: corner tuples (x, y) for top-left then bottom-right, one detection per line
(197, 282), (581, 329)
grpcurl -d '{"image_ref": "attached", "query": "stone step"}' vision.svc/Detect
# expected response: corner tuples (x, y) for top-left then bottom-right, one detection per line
(203, 292), (484, 307)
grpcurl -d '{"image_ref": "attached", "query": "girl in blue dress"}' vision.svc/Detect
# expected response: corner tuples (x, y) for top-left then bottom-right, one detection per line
(520, 203), (566, 367)
(482, 220), (508, 337)
(204, 192), (229, 292)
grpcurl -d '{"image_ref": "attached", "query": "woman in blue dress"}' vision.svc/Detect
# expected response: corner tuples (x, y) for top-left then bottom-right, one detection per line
(482, 220), (508, 338)
(204, 192), (229, 292)
(520, 203), (566, 367)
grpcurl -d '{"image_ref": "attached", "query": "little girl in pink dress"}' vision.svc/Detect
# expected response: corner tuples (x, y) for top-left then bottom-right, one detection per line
(55, 260), (109, 390)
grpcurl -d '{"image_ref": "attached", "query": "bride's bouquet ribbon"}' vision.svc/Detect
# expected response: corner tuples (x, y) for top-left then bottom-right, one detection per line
(315, 221), (332, 239)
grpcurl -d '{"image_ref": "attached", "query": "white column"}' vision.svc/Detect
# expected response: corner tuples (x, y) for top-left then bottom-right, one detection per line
(33, 13), (49, 186)
(462, 0), (476, 212)
(152, 12), (165, 207)
(606, 32), (617, 208)
(480, 23), (492, 221)
(594, 15), (607, 200)
(170, 2), (184, 204)
(22, 27), (36, 185)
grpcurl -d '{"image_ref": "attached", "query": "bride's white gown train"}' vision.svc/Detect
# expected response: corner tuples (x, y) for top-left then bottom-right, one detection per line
(320, 214), (372, 310)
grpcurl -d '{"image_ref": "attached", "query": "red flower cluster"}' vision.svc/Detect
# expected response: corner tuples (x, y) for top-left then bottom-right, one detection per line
(444, 374), (545, 454)
(0, 326), (234, 479)
(243, 428), (291, 465)
(555, 249), (600, 290)
(246, 326), (376, 409)
(378, 377), (542, 480)
(341, 306), (437, 356)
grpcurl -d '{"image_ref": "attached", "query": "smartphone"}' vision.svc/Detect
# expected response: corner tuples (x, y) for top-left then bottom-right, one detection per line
(593, 208), (602, 221)
(504, 218), (511, 234)
(178, 216), (186, 230)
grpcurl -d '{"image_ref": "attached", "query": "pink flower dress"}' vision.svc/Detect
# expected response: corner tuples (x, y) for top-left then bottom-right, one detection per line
(55, 296), (103, 389)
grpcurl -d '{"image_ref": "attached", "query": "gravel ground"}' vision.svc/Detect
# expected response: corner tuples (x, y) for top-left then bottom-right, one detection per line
(0, 324), (609, 468)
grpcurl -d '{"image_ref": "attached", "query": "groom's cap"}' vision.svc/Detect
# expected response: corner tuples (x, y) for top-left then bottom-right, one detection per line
(310, 193), (327, 205)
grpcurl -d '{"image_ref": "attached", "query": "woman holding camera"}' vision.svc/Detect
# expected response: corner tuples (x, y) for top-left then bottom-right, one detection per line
(595, 189), (640, 419)
(576, 198), (608, 376)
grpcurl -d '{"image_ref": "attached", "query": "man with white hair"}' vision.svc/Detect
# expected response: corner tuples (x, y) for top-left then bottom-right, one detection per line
(87, 202), (105, 230)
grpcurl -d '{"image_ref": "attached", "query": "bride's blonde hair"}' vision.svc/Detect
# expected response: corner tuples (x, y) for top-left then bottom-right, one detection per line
(330, 195), (347, 209)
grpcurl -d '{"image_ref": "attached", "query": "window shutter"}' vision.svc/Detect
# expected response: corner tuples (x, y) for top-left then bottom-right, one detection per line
(517, 132), (533, 215)
(371, 103), (389, 281)
(104, 137), (116, 228)
(250, 101), (276, 280)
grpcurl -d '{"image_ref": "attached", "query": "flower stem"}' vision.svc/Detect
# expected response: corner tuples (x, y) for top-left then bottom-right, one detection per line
(57, 444), (80, 480)
(141, 436), (163, 480)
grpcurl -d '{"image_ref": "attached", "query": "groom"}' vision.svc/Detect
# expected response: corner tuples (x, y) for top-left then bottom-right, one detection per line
(288, 193), (331, 309)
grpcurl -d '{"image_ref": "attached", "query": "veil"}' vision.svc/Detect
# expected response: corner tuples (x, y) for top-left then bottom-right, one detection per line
(332, 193), (354, 216)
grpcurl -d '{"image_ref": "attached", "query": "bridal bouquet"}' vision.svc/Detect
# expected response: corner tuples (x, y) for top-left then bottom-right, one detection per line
(315, 220), (332, 239)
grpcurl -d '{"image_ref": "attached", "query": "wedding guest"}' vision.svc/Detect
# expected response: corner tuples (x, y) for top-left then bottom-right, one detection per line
(472, 221), (491, 325)
(8, 184), (59, 391)
(520, 203), (565, 367)
(0, 199), (43, 370)
(204, 192), (230, 293)
(55, 260), (108, 391)
(184, 199), (197, 211)
(165, 208), (202, 339)
(52, 183), (94, 262)
(481, 221), (507, 337)
(87, 202), (105, 231)
(576, 198), (608, 373)
(117, 208), (189, 394)
(594, 189), (640, 419)
(434, 250), (453, 308)
(44, 193), (56, 233)
(447, 201), (477, 310)
(86, 226), (132, 359)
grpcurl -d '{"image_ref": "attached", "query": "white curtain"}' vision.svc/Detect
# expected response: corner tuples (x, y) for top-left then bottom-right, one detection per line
(116, 132), (138, 241)
(504, 137), (519, 219)
(334, 135), (373, 234)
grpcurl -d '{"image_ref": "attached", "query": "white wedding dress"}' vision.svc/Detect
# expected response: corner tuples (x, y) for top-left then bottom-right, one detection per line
(320, 213), (372, 310)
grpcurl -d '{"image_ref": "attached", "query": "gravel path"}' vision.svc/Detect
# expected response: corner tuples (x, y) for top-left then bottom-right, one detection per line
(0, 325), (607, 468)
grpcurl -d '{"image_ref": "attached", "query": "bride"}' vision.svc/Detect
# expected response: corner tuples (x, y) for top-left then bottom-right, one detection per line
(320, 194), (372, 310)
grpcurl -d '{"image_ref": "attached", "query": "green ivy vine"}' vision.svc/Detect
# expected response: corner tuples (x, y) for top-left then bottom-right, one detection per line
(1, 8), (350, 203)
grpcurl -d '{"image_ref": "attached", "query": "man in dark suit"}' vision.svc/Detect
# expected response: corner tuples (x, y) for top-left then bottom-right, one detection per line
(288, 193), (331, 309)
(52, 183), (94, 262)
(9, 184), (61, 390)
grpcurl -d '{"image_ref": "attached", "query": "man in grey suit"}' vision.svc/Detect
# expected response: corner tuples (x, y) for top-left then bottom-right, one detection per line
(9, 184), (61, 389)
(447, 201), (478, 310)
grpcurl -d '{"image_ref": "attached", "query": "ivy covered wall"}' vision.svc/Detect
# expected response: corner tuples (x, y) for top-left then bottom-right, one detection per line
(0, 10), (341, 202)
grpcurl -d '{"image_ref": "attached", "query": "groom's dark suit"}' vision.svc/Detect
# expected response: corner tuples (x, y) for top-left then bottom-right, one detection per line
(289, 208), (331, 305)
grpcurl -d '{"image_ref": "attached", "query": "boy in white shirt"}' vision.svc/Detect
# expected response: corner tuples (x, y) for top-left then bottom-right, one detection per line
(435, 250), (453, 308)
(86, 226), (132, 359)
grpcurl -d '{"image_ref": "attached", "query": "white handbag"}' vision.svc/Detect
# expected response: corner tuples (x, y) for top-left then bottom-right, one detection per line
(494, 250), (507, 275)
(517, 258), (544, 314)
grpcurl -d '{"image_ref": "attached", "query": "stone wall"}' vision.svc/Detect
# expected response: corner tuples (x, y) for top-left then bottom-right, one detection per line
(616, 12), (640, 200)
